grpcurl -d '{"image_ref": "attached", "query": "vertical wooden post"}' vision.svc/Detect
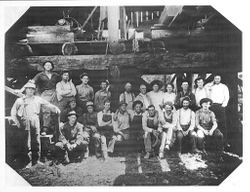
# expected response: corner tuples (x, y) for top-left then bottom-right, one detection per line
(136, 12), (139, 27)
(120, 6), (126, 40)
(108, 6), (120, 42)
(130, 12), (134, 27)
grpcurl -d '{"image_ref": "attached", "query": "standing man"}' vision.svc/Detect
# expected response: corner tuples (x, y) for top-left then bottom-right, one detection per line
(142, 105), (161, 159)
(17, 61), (60, 134)
(208, 74), (229, 147)
(11, 82), (60, 168)
(158, 102), (177, 159)
(76, 73), (94, 112)
(175, 80), (196, 111)
(108, 101), (131, 155)
(94, 80), (111, 112)
(147, 80), (164, 113)
(55, 111), (89, 164)
(78, 101), (100, 158)
(196, 98), (224, 159)
(134, 84), (152, 112)
(56, 70), (76, 111)
(176, 97), (198, 155)
(119, 82), (135, 110)
(193, 77), (209, 108)
(96, 100), (114, 159)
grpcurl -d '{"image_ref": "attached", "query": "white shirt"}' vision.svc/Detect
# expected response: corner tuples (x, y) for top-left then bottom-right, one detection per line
(176, 108), (195, 131)
(209, 83), (229, 107)
(194, 87), (208, 106)
(162, 92), (176, 105)
(147, 90), (164, 112)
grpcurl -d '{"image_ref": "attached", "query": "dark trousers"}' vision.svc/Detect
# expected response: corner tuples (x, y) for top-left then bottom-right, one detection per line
(210, 104), (227, 145)
(176, 130), (197, 153)
(197, 129), (224, 153)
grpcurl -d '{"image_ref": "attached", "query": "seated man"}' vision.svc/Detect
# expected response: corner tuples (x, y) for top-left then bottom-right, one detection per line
(176, 97), (198, 155)
(60, 97), (83, 123)
(108, 101), (131, 155)
(130, 100), (144, 152)
(142, 105), (161, 159)
(78, 101), (99, 158)
(55, 111), (89, 164)
(97, 100), (114, 159)
(196, 98), (224, 158)
(158, 101), (177, 159)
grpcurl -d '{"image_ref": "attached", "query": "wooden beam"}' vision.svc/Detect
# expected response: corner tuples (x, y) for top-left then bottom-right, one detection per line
(120, 6), (127, 39)
(81, 6), (98, 29)
(108, 6), (120, 42)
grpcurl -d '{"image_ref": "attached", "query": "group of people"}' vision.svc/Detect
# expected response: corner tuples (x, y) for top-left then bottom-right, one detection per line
(10, 61), (230, 167)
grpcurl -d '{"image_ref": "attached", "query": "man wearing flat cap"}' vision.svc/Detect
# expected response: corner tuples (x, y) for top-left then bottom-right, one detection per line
(11, 82), (60, 168)
(119, 82), (135, 110)
(147, 80), (164, 113)
(196, 98), (224, 159)
(55, 110), (89, 164)
(176, 97), (198, 155)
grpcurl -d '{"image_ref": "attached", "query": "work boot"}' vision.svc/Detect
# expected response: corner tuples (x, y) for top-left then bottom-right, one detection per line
(144, 152), (150, 159)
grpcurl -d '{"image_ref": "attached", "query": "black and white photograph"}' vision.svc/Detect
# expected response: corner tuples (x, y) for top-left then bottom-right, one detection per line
(1, 1), (246, 187)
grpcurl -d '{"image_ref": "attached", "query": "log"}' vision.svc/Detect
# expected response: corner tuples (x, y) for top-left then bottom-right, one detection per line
(62, 42), (78, 55)
(8, 51), (227, 73)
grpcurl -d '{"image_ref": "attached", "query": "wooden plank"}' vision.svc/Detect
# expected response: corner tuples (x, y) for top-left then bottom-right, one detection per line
(27, 32), (74, 44)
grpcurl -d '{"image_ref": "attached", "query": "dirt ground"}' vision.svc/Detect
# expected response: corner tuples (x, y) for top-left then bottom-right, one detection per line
(15, 151), (242, 186)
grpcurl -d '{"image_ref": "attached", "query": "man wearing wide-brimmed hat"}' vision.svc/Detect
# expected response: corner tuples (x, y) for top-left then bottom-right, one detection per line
(11, 82), (60, 168)
(147, 80), (164, 113)
(196, 98), (224, 160)
(55, 110), (89, 164)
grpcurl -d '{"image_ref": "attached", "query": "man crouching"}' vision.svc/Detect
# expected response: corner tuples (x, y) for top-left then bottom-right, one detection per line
(55, 111), (89, 164)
